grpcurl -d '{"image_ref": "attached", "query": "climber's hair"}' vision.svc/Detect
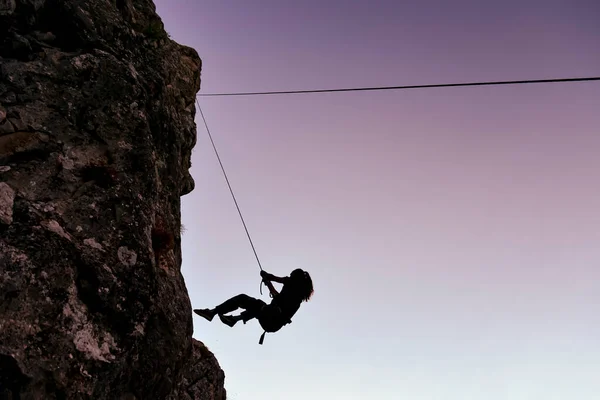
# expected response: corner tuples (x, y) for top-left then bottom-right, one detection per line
(291, 268), (314, 302)
(304, 273), (314, 302)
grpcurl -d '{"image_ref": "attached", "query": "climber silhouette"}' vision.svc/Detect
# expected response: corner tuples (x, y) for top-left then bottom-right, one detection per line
(194, 269), (313, 343)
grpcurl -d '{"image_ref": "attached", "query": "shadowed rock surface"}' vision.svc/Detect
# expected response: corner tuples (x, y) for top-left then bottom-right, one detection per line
(0, 1), (225, 399)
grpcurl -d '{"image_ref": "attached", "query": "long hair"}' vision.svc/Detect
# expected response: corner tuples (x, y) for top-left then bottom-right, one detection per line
(291, 269), (314, 302)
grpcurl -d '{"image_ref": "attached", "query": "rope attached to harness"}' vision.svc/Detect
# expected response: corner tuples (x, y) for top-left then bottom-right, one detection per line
(197, 100), (267, 286)
(197, 101), (274, 345)
(197, 100), (263, 272)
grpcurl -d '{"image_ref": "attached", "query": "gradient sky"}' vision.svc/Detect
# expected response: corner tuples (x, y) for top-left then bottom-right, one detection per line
(154, 1), (599, 399)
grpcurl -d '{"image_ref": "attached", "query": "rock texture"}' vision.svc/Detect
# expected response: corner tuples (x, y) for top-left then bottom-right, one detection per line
(0, 1), (225, 399)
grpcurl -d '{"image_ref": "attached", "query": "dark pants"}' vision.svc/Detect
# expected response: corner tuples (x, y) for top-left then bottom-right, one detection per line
(215, 294), (266, 322)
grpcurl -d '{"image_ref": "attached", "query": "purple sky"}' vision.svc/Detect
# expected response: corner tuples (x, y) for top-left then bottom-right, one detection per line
(155, 1), (599, 399)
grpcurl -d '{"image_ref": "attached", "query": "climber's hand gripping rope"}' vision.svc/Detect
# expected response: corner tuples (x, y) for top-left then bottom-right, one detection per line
(260, 270), (280, 298)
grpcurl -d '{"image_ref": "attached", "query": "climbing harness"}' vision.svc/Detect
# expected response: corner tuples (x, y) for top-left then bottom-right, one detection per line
(256, 305), (292, 345)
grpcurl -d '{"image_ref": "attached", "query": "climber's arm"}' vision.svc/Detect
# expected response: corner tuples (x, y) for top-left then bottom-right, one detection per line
(267, 274), (288, 284)
(260, 271), (289, 285)
(263, 279), (280, 296)
(260, 271), (290, 297)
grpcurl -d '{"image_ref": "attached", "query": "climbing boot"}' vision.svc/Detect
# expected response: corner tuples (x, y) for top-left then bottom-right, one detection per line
(219, 314), (238, 327)
(194, 308), (216, 321)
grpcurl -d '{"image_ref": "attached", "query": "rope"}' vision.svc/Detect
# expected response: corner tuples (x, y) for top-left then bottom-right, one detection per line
(196, 99), (264, 274)
(197, 76), (600, 97)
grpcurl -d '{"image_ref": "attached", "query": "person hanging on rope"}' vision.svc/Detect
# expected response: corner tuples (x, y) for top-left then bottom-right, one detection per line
(194, 269), (313, 343)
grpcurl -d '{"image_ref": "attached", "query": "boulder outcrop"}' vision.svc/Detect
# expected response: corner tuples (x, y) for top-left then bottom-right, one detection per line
(0, 1), (225, 398)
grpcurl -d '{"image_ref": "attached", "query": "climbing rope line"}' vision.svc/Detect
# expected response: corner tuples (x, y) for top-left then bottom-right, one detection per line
(196, 76), (600, 97)
(196, 99), (264, 273)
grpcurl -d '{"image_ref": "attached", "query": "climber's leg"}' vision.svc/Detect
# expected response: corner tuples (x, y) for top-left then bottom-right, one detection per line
(215, 294), (265, 315)
(215, 294), (266, 327)
(194, 294), (266, 325)
(219, 306), (263, 328)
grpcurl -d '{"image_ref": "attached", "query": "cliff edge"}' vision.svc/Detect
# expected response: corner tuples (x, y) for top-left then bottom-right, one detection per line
(0, 1), (225, 398)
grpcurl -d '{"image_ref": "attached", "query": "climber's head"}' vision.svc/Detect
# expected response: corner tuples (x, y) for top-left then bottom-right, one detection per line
(291, 268), (314, 302)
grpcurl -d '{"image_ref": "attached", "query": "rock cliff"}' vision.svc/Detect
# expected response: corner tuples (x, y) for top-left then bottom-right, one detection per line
(0, 1), (225, 399)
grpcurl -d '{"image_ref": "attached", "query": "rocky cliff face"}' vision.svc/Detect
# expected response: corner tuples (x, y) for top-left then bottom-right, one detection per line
(0, 1), (225, 399)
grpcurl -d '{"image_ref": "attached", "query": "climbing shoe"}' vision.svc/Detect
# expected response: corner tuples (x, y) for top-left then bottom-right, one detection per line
(194, 309), (216, 321)
(219, 314), (238, 327)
